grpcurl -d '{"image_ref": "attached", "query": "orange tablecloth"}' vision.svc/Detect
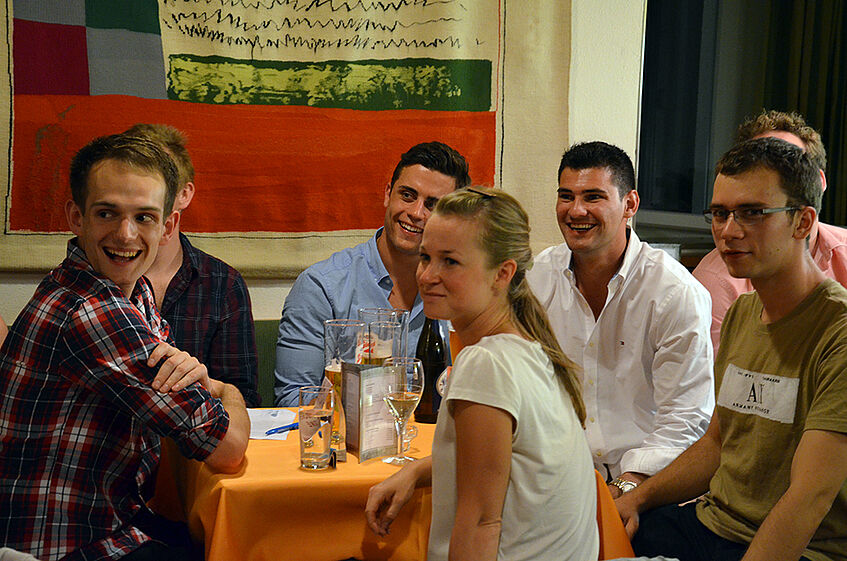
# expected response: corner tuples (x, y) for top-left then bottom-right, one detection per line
(151, 412), (435, 561)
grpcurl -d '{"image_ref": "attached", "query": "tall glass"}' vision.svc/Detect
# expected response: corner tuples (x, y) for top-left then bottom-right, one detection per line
(381, 357), (424, 466)
(323, 319), (365, 447)
(299, 385), (334, 470)
(358, 307), (399, 323)
(364, 320), (401, 366)
(359, 307), (410, 358)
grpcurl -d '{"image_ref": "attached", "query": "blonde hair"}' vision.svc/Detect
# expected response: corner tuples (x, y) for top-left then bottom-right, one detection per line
(124, 123), (195, 187)
(735, 110), (826, 171)
(434, 187), (587, 426)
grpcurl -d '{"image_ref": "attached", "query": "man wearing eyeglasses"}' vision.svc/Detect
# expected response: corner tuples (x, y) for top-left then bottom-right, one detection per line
(617, 137), (847, 561)
(527, 141), (714, 499)
(693, 110), (847, 352)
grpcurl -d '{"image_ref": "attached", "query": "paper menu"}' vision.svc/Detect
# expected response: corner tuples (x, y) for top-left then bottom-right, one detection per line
(342, 362), (396, 462)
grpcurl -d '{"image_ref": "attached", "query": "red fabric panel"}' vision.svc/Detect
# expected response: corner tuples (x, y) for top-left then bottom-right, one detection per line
(13, 19), (90, 95)
(10, 95), (496, 233)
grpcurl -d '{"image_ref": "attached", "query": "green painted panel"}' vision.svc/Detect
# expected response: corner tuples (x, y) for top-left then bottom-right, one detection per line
(85, 0), (160, 34)
(167, 55), (492, 111)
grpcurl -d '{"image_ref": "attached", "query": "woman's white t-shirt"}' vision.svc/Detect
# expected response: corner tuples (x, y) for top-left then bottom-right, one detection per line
(428, 333), (598, 561)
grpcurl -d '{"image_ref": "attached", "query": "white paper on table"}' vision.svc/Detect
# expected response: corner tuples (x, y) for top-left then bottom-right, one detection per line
(343, 364), (397, 462)
(360, 369), (397, 453)
(247, 408), (297, 440)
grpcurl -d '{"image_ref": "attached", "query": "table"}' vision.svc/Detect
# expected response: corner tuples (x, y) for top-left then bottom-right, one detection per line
(151, 413), (435, 561)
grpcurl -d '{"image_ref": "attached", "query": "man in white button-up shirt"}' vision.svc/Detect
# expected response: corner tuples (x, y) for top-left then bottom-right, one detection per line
(527, 141), (714, 498)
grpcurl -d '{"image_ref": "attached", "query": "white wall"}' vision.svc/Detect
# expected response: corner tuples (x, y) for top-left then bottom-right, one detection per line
(244, 278), (292, 321)
(0, 0), (646, 324)
(568, 0), (646, 155)
(0, 273), (294, 322)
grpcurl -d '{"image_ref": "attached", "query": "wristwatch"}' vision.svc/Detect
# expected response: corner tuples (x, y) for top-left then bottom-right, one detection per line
(610, 477), (638, 494)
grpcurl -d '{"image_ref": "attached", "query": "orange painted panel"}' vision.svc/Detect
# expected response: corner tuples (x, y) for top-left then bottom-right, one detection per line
(10, 95), (495, 233)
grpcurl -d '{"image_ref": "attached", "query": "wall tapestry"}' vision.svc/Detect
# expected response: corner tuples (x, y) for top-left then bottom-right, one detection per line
(3, 0), (501, 274)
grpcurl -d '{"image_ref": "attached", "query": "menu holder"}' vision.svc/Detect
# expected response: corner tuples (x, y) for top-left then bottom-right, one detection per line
(342, 362), (397, 462)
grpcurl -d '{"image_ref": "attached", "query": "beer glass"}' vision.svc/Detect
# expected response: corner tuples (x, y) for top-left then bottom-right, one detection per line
(358, 307), (410, 358)
(364, 321), (402, 365)
(323, 319), (365, 446)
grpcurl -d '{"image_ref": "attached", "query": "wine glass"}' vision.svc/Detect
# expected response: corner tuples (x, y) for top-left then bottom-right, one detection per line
(403, 425), (418, 453)
(382, 357), (424, 465)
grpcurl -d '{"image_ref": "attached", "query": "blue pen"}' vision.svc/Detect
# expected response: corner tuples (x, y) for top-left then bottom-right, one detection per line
(265, 422), (299, 436)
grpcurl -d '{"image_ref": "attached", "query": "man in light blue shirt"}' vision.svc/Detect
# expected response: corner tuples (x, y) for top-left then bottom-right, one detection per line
(274, 142), (471, 406)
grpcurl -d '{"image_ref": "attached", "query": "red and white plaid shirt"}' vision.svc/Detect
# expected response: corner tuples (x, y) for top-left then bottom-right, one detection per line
(0, 240), (229, 561)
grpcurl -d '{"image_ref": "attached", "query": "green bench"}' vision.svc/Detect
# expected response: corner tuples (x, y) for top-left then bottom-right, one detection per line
(254, 319), (280, 407)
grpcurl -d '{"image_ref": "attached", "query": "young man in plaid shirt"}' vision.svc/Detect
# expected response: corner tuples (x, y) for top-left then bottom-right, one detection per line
(0, 133), (250, 560)
(123, 124), (259, 407)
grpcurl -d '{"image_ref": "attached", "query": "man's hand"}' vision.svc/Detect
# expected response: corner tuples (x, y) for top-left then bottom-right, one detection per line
(365, 458), (428, 536)
(148, 342), (211, 393)
(612, 407), (723, 540)
(202, 381), (249, 473)
(614, 489), (642, 539)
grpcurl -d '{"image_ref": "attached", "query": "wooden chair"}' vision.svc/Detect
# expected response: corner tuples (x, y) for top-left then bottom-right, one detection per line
(595, 470), (636, 560)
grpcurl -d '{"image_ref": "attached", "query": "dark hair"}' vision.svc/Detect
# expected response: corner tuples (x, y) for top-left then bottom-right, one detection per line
(433, 187), (587, 426)
(124, 123), (195, 187)
(735, 110), (826, 172)
(715, 136), (822, 212)
(390, 142), (471, 190)
(558, 141), (635, 198)
(70, 133), (180, 215)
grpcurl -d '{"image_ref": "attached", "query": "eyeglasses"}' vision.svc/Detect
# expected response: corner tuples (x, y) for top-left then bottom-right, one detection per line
(703, 206), (801, 227)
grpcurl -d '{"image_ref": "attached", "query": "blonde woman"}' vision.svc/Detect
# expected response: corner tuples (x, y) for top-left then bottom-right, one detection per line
(366, 187), (598, 561)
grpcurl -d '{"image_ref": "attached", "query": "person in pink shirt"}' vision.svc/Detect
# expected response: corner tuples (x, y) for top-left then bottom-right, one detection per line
(693, 110), (847, 351)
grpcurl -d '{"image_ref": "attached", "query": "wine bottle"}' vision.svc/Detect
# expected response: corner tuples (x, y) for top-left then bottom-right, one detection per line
(415, 317), (446, 423)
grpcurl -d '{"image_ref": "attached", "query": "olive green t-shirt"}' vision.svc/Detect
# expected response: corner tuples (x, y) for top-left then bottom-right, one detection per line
(697, 278), (847, 561)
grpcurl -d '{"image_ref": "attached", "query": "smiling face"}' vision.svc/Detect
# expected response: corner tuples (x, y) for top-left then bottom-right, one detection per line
(66, 159), (176, 296)
(382, 164), (457, 257)
(711, 167), (805, 281)
(556, 166), (639, 262)
(417, 214), (503, 329)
